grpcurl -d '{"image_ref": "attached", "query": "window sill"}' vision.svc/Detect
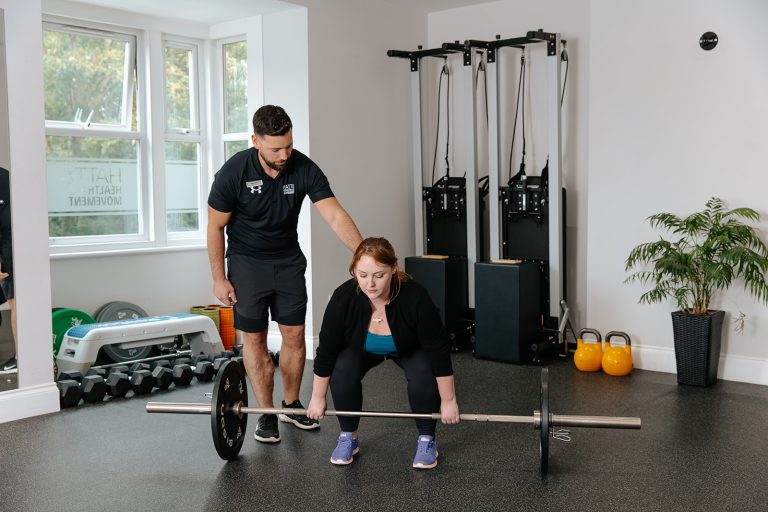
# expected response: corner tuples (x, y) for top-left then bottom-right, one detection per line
(50, 241), (207, 260)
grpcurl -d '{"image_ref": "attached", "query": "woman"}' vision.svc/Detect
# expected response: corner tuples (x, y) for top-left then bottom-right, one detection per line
(307, 237), (459, 469)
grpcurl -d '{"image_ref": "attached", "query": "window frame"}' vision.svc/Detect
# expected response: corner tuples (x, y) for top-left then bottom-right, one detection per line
(162, 35), (208, 243)
(44, 17), (151, 251)
(43, 21), (138, 132)
(219, 36), (250, 158)
(43, 17), (217, 253)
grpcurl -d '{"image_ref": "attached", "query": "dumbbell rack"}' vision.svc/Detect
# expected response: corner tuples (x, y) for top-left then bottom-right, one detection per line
(55, 347), (244, 408)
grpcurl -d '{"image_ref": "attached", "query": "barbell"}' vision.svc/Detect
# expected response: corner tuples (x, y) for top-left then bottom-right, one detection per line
(146, 360), (641, 475)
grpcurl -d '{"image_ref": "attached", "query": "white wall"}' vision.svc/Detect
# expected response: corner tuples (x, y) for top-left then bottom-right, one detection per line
(0, 8), (8, 168)
(50, 249), (216, 314)
(261, 7), (314, 346)
(0, 0), (59, 422)
(290, 0), (428, 333)
(427, 0), (590, 332)
(587, 0), (768, 384)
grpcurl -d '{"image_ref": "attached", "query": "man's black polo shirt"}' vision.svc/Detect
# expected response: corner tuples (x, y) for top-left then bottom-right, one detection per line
(208, 148), (334, 260)
(0, 167), (11, 276)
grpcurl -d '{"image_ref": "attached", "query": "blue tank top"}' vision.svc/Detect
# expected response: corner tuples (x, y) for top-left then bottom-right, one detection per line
(365, 331), (396, 355)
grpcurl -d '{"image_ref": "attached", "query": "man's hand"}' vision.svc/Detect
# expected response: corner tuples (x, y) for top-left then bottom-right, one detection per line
(213, 278), (237, 305)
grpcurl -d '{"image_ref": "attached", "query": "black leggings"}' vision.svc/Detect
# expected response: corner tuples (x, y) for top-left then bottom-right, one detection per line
(329, 345), (440, 436)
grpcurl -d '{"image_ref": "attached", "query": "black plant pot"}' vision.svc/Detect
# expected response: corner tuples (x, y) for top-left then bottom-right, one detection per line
(671, 310), (725, 386)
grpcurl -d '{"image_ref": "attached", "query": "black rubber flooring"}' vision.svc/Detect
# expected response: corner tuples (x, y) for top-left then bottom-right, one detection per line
(1, 352), (767, 512)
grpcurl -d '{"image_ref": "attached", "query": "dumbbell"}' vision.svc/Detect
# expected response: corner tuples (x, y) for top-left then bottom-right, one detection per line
(56, 372), (107, 405)
(106, 372), (131, 398)
(171, 363), (193, 386)
(57, 371), (84, 383)
(130, 362), (152, 374)
(130, 369), (155, 395)
(152, 366), (173, 390)
(190, 355), (209, 366)
(85, 367), (107, 379)
(80, 375), (108, 403)
(108, 365), (130, 376)
(57, 379), (82, 407)
(192, 361), (215, 382)
(152, 359), (172, 370)
(212, 357), (230, 374)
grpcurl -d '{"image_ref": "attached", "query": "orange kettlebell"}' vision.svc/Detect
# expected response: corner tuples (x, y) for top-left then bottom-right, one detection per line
(602, 331), (633, 376)
(573, 328), (603, 372)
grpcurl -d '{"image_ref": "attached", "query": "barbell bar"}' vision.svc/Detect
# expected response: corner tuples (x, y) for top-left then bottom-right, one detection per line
(146, 360), (641, 475)
(145, 403), (639, 427)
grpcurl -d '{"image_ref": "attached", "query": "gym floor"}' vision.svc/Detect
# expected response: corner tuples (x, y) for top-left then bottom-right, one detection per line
(1, 351), (767, 512)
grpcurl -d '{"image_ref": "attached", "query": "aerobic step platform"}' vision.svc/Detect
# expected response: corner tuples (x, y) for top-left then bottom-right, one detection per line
(55, 313), (225, 375)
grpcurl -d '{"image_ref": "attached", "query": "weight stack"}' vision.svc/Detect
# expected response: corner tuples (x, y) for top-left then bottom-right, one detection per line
(404, 256), (468, 350)
(474, 261), (541, 364)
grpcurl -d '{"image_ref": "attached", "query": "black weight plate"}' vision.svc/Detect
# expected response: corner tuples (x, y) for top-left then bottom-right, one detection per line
(211, 360), (248, 461)
(540, 368), (550, 476)
(92, 301), (117, 322)
(96, 301), (153, 362)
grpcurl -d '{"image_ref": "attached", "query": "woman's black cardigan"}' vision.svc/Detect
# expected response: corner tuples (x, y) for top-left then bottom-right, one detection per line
(313, 278), (453, 378)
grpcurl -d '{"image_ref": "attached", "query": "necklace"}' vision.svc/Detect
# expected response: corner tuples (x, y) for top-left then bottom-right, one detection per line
(371, 317), (383, 323)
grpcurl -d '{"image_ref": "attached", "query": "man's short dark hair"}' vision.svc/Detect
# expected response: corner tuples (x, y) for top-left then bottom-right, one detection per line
(252, 105), (292, 137)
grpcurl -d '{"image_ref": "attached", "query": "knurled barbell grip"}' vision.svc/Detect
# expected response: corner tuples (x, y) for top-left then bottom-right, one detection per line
(145, 402), (641, 429)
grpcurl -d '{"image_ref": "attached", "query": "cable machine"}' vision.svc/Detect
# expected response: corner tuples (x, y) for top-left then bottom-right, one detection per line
(387, 43), (487, 350)
(388, 30), (573, 361)
(474, 29), (571, 363)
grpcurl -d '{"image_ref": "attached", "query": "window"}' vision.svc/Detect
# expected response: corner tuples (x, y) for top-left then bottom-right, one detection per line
(164, 39), (203, 235)
(43, 19), (211, 250)
(221, 40), (249, 159)
(43, 17), (249, 253)
(44, 21), (145, 242)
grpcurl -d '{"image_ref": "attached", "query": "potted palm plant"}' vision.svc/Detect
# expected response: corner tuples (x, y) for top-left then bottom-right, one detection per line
(625, 198), (768, 386)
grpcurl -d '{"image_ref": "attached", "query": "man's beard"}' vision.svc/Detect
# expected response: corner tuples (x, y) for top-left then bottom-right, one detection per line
(263, 155), (288, 172)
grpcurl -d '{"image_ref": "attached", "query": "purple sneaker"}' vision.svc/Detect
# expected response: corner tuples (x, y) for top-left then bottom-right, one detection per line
(330, 432), (359, 465)
(412, 435), (438, 469)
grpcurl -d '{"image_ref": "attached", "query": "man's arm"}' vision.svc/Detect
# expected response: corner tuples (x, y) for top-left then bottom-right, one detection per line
(313, 197), (363, 252)
(207, 206), (237, 304)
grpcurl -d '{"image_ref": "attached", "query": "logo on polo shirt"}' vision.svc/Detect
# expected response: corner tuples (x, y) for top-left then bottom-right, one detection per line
(283, 184), (295, 195)
(246, 180), (263, 194)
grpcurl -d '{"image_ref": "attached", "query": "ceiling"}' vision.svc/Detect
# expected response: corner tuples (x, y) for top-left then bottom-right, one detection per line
(63, 0), (495, 24)
(63, 0), (298, 24)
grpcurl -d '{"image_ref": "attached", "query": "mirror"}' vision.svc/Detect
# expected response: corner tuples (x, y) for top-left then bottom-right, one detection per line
(0, 7), (17, 391)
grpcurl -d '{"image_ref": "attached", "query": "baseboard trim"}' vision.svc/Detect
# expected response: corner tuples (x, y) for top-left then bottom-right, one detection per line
(0, 383), (60, 424)
(633, 344), (768, 385)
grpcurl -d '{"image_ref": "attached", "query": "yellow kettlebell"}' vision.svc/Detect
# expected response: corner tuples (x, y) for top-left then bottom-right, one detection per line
(573, 328), (603, 372)
(602, 331), (633, 376)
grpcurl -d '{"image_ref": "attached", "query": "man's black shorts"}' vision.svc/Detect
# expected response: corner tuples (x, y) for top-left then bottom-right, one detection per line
(227, 251), (307, 332)
(0, 275), (13, 302)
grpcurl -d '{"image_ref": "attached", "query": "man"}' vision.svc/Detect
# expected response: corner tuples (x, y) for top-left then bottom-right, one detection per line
(207, 105), (362, 443)
(0, 166), (16, 375)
